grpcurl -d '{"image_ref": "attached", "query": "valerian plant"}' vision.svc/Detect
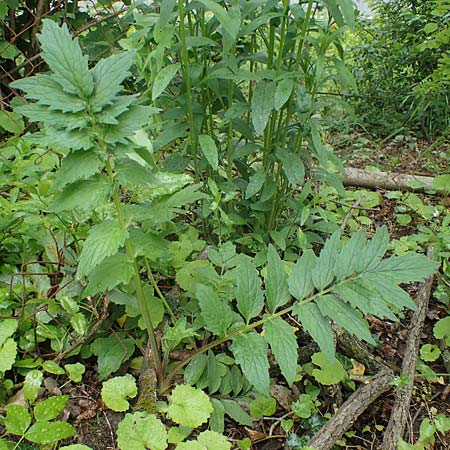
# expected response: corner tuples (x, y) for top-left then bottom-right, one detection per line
(8, 16), (440, 450)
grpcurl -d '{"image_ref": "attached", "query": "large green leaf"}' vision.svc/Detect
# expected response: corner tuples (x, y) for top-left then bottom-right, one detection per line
(266, 244), (290, 312)
(91, 51), (136, 109)
(276, 150), (305, 186)
(315, 295), (376, 345)
(26, 421), (75, 445)
(48, 175), (111, 212)
(274, 78), (293, 111)
(264, 317), (297, 386)
(196, 284), (234, 337)
(333, 229), (366, 280)
(5, 405), (31, 435)
(198, 134), (219, 170)
(84, 253), (134, 296)
(358, 225), (389, 271)
(53, 151), (103, 190)
(77, 220), (128, 279)
(251, 80), (276, 136)
(231, 332), (269, 394)
(312, 230), (341, 291)
(368, 253), (439, 283)
(38, 20), (93, 97)
(245, 169), (265, 199)
(11, 74), (86, 113)
(288, 250), (317, 301)
(152, 63), (180, 100)
(91, 335), (135, 380)
(235, 259), (264, 323)
(117, 412), (168, 450)
(293, 302), (334, 359)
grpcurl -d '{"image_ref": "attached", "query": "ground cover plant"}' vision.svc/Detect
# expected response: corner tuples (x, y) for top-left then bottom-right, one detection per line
(0, 1), (449, 449)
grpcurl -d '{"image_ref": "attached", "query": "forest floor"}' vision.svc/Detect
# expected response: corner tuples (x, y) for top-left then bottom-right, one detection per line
(59, 132), (450, 450)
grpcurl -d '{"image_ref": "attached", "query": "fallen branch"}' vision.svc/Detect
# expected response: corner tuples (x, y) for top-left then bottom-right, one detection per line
(381, 248), (435, 450)
(308, 370), (395, 450)
(343, 167), (435, 192)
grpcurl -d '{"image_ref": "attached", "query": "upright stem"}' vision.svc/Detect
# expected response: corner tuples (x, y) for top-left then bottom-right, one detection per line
(104, 158), (163, 382)
(178, 0), (199, 181)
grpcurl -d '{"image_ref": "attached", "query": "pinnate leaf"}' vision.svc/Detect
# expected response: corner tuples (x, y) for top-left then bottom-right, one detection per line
(288, 250), (317, 301)
(315, 295), (376, 345)
(101, 375), (137, 411)
(117, 412), (168, 450)
(263, 318), (297, 386)
(266, 244), (290, 312)
(38, 20), (93, 97)
(235, 259), (264, 323)
(293, 302), (334, 359)
(231, 332), (270, 394)
(77, 221), (128, 279)
(91, 51), (136, 109)
(196, 284), (234, 337)
(333, 229), (366, 280)
(312, 230), (341, 291)
(168, 385), (213, 428)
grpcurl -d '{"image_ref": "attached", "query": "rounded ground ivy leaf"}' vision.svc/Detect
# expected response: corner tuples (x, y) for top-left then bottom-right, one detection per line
(101, 374), (137, 412)
(60, 445), (94, 450)
(311, 352), (347, 385)
(168, 385), (213, 428)
(197, 431), (231, 450)
(176, 442), (205, 450)
(65, 363), (85, 382)
(420, 344), (441, 362)
(117, 412), (168, 450)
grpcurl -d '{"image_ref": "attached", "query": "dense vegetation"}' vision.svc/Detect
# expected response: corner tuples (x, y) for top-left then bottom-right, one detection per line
(0, 1), (449, 449)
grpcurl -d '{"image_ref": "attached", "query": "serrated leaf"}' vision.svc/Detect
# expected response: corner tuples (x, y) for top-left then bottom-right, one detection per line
(231, 332), (270, 394)
(266, 244), (290, 312)
(333, 229), (366, 280)
(91, 51), (136, 109)
(15, 104), (88, 130)
(176, 442), (204, 450)
(84, 253), (133, 296)
(101, 375), (137, 411)
(276, 150), (305, 185)
(77, 221), (128, 279)
(168, 385), (213, 428)
(312, 230), (341, 291)
(368, 253), (439, 283)
(5, 405), (31, 435)
(38, 20), (93, 97)
(245, 169), (265, 199)
(90, 335), (135, 380)
(25, 127), (93, 151)
(235, 259), (264, 323)
(274, 78), (293, 110)
(0, 110), (24, 133)
(311, 352), (347, 385)
(293, 302), (334, 359)
(250, 394), (276, 419)
(264, 318), (297, 386)
(176, 260), (219, 292)
(26, 421), (75, 444)
(48, 175), (111, 213)
(53, 151), (102, 190)
(34, 396), (68, 421)
(288, 250), (317, 301)
(24, 370), (43, 403)
(251, 80), (276, 136)
(152, 63), (180, 100)
(11, 74), (86, 113)
(360, 226), (389, 271)
(115, 159), (156, 187)
(117, 412), (167, 450)
(316, 295), (376, 345)
(196, 284), (234, 337)
(221, 399), (252, 426)
(198, 134), (219, 170)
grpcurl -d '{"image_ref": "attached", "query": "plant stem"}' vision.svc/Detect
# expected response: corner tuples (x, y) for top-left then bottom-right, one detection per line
(178, 0), (199, 181)
(105, 158), (163, 382)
